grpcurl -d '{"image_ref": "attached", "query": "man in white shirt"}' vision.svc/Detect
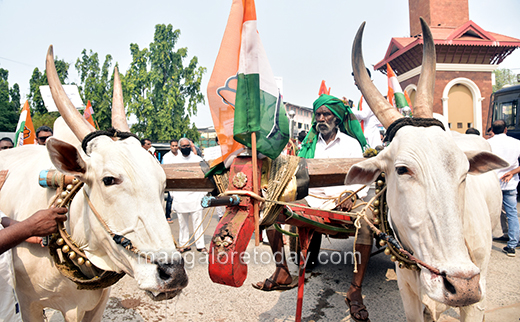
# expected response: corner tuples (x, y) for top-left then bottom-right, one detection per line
(254, 94), (373, 322)
(351, 68), (383, 148)
(169, 138), (207, 253)
(487, 119), (520, 257)
(162, 139), (180, 223)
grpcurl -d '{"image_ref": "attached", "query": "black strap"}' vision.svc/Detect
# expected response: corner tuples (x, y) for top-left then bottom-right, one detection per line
(384, 118), (445, 143)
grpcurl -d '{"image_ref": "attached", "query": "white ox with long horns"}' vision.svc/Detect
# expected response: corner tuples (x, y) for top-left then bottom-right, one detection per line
(346, 19), (507, 321)
(0, 46), (187, 321)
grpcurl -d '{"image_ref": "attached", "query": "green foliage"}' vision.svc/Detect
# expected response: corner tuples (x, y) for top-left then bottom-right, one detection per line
(0, 68), (20, 131)
(32, 112), (60, 131)
(28, 58), (70, 114)
(124, 24), (206, 142)
(75, 49), (114, 130)
(493, 68), (520, 92)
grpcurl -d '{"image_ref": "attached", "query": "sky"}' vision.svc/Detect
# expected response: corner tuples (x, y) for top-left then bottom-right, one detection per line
(1, 0), (519, 128)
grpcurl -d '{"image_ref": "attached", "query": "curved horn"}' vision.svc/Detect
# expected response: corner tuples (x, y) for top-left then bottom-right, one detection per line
(111, 67), (130, 132)
(46, 46), (95, 140)
(352, 22), (402, 129)
(413, 17), (436, 118)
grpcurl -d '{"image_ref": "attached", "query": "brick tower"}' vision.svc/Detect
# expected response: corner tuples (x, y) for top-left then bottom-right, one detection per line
(374, 0), (520, 134)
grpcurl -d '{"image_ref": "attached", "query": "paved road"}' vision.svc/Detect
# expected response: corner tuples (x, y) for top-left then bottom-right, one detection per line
(46, 208), (520, 321)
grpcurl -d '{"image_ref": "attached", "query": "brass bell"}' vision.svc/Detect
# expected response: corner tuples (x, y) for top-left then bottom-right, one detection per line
(66, 184), (73, 191)
(68, 251), (76, 260)
(375, 189), (380, 194)
(377, 180), (384, 187)
(384, 248), (391, 256)
(60, 191), (68, 198)
(56, 238), (64, 246)
(390, 255), (397, 262)
(72, 178), (79, 184)
(379, 240), (386, 247)
(373, 217), (380, 225)
(373, 209), (380, 216)
(381, 172), (385, 178)
(411, 264), (419, 271)
(373, 200), (380, 207)
(56, 199), (63, 205)
(77, 257), (85, 265)
(398, 261), (405, 269)
(85, 260), (92, 267)
(62, 245), (70, 253)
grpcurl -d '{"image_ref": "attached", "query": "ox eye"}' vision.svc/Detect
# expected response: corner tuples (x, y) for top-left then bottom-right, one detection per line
(102, 176), (117, 186)
(396, 166), (409, 175)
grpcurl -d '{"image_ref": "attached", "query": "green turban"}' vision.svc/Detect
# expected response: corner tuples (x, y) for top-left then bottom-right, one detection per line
(298, 94), (368, 159)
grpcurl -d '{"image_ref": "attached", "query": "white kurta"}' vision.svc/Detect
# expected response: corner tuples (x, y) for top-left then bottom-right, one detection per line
(352, 97), (383, 148)
(305, 131), (368, 209)
(0, 212), (22, 321)
(488, 133), (520, 190)
(168, 153), (207, 249)
(161, 150), (179, 165)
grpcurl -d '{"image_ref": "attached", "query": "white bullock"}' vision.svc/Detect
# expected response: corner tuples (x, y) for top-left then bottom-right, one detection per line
(346, 19), (507, 321)
(0, 46), (187, 321)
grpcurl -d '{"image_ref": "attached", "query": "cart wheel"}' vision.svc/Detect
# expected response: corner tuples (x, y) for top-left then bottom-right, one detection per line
(289, 226), (322, 269)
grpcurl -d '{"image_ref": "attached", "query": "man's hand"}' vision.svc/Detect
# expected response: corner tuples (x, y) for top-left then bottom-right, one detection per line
(25, 207), (68, 237)
(336, 193), (355, 212)
(500, 172), (513, 183)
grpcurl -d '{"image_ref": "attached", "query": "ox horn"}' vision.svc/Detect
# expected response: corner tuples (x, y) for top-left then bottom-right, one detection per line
(352, 22), (402, 129)
(413, 17), (436, 118)
(46, 45), (95, 141)
(111, 67), (130, 132)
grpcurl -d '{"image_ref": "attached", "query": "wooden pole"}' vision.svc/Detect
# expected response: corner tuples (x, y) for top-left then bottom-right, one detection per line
(251, 132), (260, 246)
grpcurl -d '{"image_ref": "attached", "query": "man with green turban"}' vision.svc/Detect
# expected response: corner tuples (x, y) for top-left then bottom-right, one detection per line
(254, 94), (374, 322)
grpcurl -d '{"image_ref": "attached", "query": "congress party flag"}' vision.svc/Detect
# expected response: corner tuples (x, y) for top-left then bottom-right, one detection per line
(14, 100), (36, 147)
(387, 63), (412, 113)
(207, 0), (289, 172)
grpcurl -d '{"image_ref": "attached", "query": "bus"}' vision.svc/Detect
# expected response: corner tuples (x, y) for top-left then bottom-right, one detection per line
(488, 84), (520, 139)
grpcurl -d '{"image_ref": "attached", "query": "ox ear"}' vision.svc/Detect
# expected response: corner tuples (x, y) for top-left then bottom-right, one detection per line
(46, 138), (87, 177)
(345, 158), (382, 185)
(465, 150), (509, 174)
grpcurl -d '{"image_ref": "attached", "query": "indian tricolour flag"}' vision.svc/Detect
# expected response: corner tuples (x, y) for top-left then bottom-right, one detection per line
(14, 100), (36, 147)
(207, 0), (289, 172)
(387, 63), (412, 113)
(83, 100), (98, 129)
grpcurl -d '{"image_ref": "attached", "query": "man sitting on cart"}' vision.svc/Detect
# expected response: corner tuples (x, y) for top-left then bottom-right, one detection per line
(253, 94), (374, 322)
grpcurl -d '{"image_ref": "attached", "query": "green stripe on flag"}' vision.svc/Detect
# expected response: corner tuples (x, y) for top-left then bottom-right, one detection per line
(234, 73), (290, 160)
(394, 92), (409, 109)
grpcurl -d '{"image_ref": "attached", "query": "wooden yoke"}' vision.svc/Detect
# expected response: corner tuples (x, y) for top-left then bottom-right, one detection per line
(207, 156), (262, 287)
(162, 158), (365, 191)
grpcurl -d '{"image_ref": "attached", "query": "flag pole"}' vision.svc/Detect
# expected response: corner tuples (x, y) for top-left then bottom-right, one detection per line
(251, 131), (260, 246)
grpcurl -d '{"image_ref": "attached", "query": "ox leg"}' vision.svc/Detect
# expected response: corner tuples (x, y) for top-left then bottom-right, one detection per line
(396, 267), (424, 322)
(21, 302), (46, 322)
(81, 288), (111, 322)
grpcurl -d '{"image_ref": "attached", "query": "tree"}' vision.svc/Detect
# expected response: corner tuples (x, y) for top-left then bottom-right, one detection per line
(493, 68), (520, 92)
(0, 68), (20, 131)
(124, 24), (206, 142)
(28, 58), (70, 130)
(75, 49), (114, 130)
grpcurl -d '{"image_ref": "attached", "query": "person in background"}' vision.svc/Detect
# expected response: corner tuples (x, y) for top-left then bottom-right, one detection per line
(170, 138), (207, 253)
(0, 138), (14, 151)
(162, 139), (179, 223)
(35, 126), (53, 146)
(350, 68), (383, 148)
(465, 128), (480, 135)
(140, 138), (156, 159)
(487, 119), (520, 256)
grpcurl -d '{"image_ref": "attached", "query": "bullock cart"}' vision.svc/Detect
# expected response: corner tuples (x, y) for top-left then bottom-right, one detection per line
(163, 155), (416, 322)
